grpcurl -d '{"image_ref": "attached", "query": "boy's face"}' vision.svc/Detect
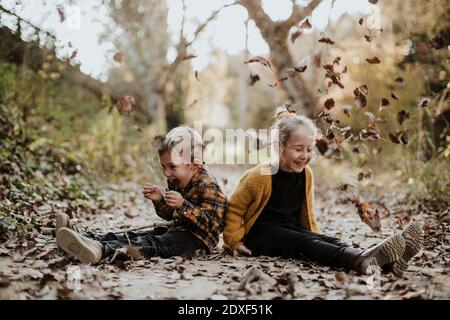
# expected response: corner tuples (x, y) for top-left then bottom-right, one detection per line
(159, 150), (198, 189)
(280, 127), (315, 173)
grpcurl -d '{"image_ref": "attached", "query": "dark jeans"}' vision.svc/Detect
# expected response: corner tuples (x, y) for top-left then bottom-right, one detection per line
(245, 224), (350, 267)
(86, 227), (206, 259)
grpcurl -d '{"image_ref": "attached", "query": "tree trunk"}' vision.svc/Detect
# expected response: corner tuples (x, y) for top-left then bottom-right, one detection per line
(238, 0), (321, 117)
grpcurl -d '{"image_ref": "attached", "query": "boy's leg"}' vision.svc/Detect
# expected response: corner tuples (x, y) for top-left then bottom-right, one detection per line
(138, 231), (206, 258)
(100, 230), (205, 259)
(85, 227), (168, 243)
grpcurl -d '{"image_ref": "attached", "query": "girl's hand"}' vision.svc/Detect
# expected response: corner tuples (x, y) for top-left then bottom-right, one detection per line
(142, 184), (163, 202)
(236, 242), (252, 256)
(165, 191), (184, 209)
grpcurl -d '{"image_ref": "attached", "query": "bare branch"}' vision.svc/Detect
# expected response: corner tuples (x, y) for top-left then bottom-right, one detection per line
(283, 0), (322, 31)
(158, 2), (237, 88)
(0, 4), (56, 41)
(186, 2), (237, 47)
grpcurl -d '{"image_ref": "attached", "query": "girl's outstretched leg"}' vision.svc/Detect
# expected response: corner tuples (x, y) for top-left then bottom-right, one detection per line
(340, 234), (406, 275)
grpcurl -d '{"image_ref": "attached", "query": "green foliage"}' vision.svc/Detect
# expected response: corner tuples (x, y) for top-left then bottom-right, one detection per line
(0, 62), (108, 235)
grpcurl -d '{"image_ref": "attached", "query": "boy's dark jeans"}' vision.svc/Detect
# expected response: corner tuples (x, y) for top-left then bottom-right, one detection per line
(245, 224), (350, 267)
(86, 227), (206, 259)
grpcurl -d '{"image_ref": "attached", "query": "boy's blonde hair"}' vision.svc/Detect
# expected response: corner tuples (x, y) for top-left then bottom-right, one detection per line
(157, 126), (205, 163)
(272, 105), (318, 146)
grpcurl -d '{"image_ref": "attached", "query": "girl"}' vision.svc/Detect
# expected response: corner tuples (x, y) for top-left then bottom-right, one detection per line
(223, 107), (423, 276)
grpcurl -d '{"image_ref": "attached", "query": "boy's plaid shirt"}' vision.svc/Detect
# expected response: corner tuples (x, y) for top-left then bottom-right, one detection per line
(152, 168), (228, 252)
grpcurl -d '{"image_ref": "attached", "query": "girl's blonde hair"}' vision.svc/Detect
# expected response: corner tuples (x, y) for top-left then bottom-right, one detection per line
(272, 105), (318, 146)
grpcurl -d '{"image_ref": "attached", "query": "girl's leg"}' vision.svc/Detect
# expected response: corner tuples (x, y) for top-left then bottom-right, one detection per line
(299, 228), (408, 275)
(245, 225), (344, 267)
(296, 228), (350, 249)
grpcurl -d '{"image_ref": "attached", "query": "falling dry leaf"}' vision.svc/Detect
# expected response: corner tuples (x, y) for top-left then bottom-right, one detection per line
(358, 18), (364, 26)
(342, 106), (351, 118)
(391, 92), (400, 100)
(69, 50), (78, 60)
(116, 95), (136, 114)
(380, 98), (390, 109)
(354, 85), (368, 108)
(364, 34), (372, 42)
(357, 170), (373, 181)
(313, 54), (322, 68)
(325, 129), (335, 141)
(417, 97), (431, 108)
(248, 73), (260, 86)
(57, 7), (65, 23)
(396, 110), (410, 125)
(315, 139), (329, 155)
(359, 126), (381, 140)
(290, 31), (302, 43)
(244, 56), (271, 69)
(301, 18), (312, 29)
(323, 64), (344, 89)
(430, 35), (444, 49)
(319, 37), (335, 45)
(113, 52), (124, 64)
(366, 57), (381, 64)
(389, 130), (409, 145)
(194, 70), (200, 81)
(324, 98), (335, 110)
(351, 198), (382, 232)
(294, 65), (308, 73)
(151, 135), (165, 150)
(395, 77), (406, 88)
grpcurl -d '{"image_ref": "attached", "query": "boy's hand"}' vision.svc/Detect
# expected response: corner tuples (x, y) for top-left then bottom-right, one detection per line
(142, 184), (163, 202)
(236, 242), (252, 256)
(165, 191), (184, 209)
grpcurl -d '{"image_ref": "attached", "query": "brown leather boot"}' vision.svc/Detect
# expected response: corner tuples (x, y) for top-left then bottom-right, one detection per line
(340, 234), (406, 275)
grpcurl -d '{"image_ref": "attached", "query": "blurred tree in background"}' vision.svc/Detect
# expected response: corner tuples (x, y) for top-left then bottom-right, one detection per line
(0, 0), (448, 230)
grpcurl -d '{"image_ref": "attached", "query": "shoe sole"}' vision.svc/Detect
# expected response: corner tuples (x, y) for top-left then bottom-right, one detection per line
(361, 234), (405, 275)
(56, 228), (99, 264)
(393, 223), (423, 276)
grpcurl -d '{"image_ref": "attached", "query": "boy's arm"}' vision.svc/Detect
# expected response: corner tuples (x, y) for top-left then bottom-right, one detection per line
(153, 198), (175, 221)
(177, 183), (227, 234)
(223, 174), (253, 250)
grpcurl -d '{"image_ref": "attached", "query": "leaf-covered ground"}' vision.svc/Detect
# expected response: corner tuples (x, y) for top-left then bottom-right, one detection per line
(0, 166), (449, 300)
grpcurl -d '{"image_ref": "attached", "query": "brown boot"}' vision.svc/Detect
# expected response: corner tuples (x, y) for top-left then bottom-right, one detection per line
(340, 234), (406, 275)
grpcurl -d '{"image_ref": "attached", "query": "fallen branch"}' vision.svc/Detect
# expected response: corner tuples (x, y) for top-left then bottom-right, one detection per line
(39, 222), (173, 237)
(110, 222), (173, 234)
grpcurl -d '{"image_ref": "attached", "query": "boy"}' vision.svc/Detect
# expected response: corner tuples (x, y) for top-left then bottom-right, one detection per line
(56, 126), (228, 263)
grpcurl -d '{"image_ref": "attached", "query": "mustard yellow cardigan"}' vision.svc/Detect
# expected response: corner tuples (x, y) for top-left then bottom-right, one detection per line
(223, 162), (320, 250)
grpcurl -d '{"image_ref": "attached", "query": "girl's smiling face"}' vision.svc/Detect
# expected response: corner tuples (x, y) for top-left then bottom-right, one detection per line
(279, 126), (315, 173)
